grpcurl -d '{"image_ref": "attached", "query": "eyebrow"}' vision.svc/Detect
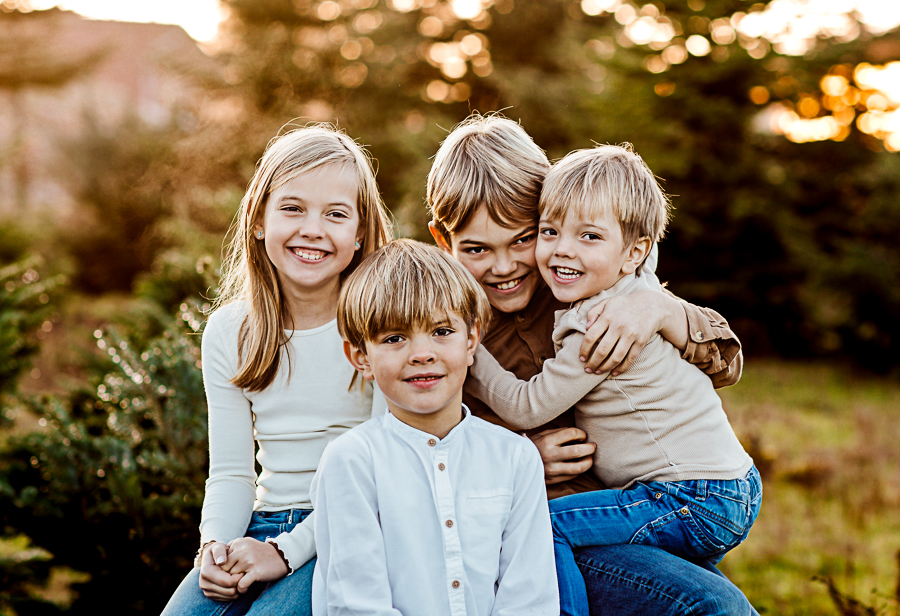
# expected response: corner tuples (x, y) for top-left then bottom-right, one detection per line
(456, 227), (536, 247)
(275, 195), (355, 208)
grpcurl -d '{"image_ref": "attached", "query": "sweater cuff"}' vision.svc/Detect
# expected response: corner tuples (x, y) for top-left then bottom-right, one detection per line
(266, 511), (316, 575)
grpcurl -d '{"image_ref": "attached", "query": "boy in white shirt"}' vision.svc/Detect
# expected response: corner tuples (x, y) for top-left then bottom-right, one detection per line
(310, 239), (559, 616)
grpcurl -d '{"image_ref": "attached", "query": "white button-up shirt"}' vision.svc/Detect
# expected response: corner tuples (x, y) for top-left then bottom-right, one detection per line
(310, 408), (558, 616)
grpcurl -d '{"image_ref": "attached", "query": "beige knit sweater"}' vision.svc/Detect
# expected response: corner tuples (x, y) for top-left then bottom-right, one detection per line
(467, 272), (753, 490)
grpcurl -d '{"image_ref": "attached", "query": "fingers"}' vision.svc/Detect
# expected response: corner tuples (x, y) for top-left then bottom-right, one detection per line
(209, 542), (228, 567)
(199, 546), (243, 601)
(544, 455), (594, 484)
(605, 341), (645, 377)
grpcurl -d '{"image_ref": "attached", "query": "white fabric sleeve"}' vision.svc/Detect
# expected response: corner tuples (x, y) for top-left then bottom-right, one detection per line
(198, 313), (257, 548)
(311, 435), (401, 616)
(491, 440), (559, 615)
(268, 511), (316, 574)
(466, 333), (608, 431)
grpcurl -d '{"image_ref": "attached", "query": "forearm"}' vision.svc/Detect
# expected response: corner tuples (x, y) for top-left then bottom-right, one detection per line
(674, 293), (742, 388)
(267, 511), (316, 574)
(468, 343), (602, 430)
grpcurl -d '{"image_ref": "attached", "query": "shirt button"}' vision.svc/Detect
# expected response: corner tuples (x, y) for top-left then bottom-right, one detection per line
(680, 507), (689, 515)
(428, 438), (437, 447)
(695, 331), (704, 340)
(452, 580), (460, 589)
(438, 463), (446, 471)
(515, 314), (525, 323)
(445, 519), (453, 528)
(539, 356), (546, 366)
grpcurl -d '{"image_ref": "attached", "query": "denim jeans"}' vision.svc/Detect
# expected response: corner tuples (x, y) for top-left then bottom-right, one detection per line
(553, 467), (762, 616)
(577, 543), (761, 615)
(161, 509), (315, 616)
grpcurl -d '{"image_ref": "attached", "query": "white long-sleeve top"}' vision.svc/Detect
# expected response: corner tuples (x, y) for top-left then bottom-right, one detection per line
(310, 408), (559, 616)
(467, 272), (753, 490)
(199, 301), (385, 570)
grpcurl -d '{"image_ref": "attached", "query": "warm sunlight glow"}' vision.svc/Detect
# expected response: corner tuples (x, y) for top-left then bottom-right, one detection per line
(29, 0), (224, 42)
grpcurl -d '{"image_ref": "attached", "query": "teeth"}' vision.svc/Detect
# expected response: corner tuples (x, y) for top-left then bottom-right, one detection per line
(292, 248), (325, 260)
(555, 267), (581, 280)
(494, 277), (523, 290)
(408, 376), (439, 381)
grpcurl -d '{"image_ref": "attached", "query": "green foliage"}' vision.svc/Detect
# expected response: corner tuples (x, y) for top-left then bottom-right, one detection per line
(0, 257), (61, 410)
(59, 113), (186, 294)
(0, 301), (209, 614)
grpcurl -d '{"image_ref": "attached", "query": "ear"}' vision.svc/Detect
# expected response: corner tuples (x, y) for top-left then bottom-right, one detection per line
(344, 340), (375, 381)
(465, 322), (481, 367)
(252, 223), (265, 240)
(428, 221), (453, 254)
(620, 236), (652, 276)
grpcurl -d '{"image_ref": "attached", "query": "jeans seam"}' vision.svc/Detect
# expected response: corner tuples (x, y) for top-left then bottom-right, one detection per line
(574, 558), (697, 614)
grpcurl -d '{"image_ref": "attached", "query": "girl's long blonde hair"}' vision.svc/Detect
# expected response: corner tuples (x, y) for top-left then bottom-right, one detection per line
(215, 124), (393, 392)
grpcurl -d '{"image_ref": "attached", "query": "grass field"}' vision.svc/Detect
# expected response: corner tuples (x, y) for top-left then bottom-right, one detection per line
(717, 361), (900, 615)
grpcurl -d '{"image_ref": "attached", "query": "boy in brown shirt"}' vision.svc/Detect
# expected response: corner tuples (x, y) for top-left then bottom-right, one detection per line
(424, 113), (759, 616)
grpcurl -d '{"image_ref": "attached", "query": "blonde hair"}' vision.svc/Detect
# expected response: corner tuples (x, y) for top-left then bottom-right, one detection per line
(540, 144), (670, 264)
(216, 124), (393, 392)
(338, 239), (492, 352)
(427, 113), (549, 242)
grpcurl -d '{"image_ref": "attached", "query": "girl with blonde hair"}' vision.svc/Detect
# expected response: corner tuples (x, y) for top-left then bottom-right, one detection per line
(162, 124), (392, 616)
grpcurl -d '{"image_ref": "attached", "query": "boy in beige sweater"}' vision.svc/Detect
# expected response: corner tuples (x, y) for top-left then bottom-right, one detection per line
(467, 144), (761, 616)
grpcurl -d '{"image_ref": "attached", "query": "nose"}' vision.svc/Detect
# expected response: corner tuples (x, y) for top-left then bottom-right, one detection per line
(491, 250), (517, 277)
(408, 334), (436, 365)
(299, 217), (324, 240)
(553, 234), (576, 259)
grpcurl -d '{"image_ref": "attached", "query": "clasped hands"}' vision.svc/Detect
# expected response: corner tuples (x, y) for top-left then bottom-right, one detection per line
(198, 537), (289, 601)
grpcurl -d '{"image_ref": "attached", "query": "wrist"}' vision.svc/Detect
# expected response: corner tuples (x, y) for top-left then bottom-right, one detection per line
(265, 538), (292, 575)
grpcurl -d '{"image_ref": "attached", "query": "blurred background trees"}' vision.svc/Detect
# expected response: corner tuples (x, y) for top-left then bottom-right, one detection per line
(0, 0), (898, 613)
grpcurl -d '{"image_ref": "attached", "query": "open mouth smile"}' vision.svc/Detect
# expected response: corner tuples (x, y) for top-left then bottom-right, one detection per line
(290, 247), (329, 261)
(552, 266), (583, 281)
(486, 275), (527, 292)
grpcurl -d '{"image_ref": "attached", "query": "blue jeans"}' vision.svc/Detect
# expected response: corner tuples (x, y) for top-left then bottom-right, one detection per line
(553, 467), (762, 616)
(161, 509), (315, 616)
(577, 543), (761, 615)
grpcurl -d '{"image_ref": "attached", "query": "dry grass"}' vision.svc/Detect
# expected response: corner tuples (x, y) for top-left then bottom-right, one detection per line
(718, 361), (900, 615)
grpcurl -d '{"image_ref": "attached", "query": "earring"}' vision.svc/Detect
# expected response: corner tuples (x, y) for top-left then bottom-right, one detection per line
(354, 241), (361, 249)
(257, 231), (264, 239)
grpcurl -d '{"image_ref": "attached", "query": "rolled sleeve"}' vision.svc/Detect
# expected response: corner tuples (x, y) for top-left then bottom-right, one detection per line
(676, 298), (742, 388)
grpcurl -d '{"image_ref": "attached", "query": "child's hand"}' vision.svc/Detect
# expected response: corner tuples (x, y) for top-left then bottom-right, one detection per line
(198, 541), (245, 601)
(222, 537), (290, 594)
(580, 289), (672, 375)
(529, 427), (595, 484)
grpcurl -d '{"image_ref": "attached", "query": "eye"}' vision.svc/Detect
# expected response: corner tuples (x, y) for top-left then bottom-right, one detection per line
(280, 204), (302, 213)
(382, 334), (404, 344)
(463, 246), (487, 255)
(326, 209), (351, 219)
(512, 233), (536, 246)
(433, 327), (455, 337)
(539, 227), (557, 237)
(582, 232), (602, 241)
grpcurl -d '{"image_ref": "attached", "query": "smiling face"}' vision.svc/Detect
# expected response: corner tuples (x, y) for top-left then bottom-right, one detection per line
(346, 313), (478, 438)
(431, 207), (541, 314)
(535, 206), (644, 304)
(254, 164), (361, 307)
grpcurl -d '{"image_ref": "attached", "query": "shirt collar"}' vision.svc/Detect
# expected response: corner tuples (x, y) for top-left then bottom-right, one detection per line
(384, 405), (472, 447)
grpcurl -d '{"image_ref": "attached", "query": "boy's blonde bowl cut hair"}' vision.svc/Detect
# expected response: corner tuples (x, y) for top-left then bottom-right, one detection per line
(427, 113), (550, 241)
(540, 144), (671, 256)
(216, 123), (393, 392)
(338, 239), (492, 352)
